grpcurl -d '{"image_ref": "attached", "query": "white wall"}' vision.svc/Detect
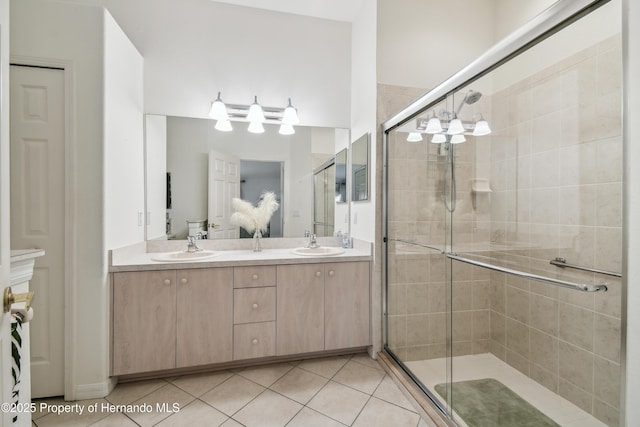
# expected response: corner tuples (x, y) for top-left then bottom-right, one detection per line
(376, 0), (495, 90)
(11, 0), (124, 400)
(103, 11), (144, 249)
(350, 0), (377, 243)
(96, 0), (352, 129)
(0, 0), (12, 419)
(145, 115), (167, 240)
(623, 0), (639, 424)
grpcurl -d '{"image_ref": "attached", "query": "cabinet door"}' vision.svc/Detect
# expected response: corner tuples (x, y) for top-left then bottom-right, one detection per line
(112, 271), (176, 375)
(276, 264), (324, 355)
(325, 262), (371, 350)
(176, 268), (233, 367)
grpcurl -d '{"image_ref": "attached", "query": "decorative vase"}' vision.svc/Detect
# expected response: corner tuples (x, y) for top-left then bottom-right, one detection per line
(253, 230), (262, 252)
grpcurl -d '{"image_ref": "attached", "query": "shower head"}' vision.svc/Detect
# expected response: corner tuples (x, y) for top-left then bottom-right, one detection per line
(464, 90), (482, 104)
(455, 90), (483, 116)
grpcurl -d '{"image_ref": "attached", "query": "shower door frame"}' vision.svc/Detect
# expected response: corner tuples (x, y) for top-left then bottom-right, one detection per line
(381, 0), (621, 423)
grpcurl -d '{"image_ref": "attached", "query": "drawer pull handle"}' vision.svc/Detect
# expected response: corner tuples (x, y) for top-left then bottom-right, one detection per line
(252, 338), (259, 345)
(252, 303), (259, 309)
(252, 274), (259, 280)
(163, 279), (171, 285)
(315, 271), (321, 278)
(328, 270), (335, 277)
(180, 278), (188, 284)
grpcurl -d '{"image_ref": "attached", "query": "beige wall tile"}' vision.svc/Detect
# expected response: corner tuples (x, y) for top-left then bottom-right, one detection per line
(559, 342), (594, 392)
(559, 303), (594, 351)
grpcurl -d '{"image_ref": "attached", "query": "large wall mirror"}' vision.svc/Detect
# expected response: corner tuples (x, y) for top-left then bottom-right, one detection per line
(351, 133), (369, 202)
(145, 115), (349, 240)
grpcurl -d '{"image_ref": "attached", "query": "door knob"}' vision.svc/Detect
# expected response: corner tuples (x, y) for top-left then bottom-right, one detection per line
(3, 287), (35, 313)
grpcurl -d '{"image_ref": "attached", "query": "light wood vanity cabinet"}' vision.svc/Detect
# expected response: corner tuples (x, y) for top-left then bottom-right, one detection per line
(276, 261), (371, 356)
(111, 260), (369, 376)
(112, 267), (233, 375)
(112, 270), (177, 375)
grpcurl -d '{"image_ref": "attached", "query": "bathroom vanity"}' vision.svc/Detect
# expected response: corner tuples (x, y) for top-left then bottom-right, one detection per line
(109, 239), (371, 378)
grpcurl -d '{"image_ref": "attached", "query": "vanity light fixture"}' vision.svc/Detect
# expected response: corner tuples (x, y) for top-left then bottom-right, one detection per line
(425, 117), (443, 134)
(208, 92), (229, 121)
(215, 119), (233, 132)
(406, 132), (423, 142)
(209, 93), (299, 135)
(446, 118), (465, 135)
(431, 134), (447, 143)
(450, 134), (466, 144)
(472, 115), (492, 136)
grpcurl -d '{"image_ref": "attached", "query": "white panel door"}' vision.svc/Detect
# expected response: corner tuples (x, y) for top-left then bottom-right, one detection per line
(10, 65), (65, 398)
(208, 150), (240, 239)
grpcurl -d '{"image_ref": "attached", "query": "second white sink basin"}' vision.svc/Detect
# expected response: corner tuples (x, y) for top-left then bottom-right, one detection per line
(291, 247), (345, 257)
(151, 250), (219, 262)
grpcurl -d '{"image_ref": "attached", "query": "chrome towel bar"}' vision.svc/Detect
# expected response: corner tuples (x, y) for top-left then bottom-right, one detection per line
(550, 257), (621, 278)
(447, 253), (607, 292)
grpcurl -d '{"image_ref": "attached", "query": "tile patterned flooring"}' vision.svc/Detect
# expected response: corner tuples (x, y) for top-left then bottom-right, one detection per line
(32, 353), (431, 427)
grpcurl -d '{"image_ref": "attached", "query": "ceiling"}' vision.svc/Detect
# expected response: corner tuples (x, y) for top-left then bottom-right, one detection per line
(210, 0), (366, 22)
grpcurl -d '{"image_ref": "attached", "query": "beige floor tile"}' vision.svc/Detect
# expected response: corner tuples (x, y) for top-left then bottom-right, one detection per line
(200, 374), (265, 416)
(373, 375), (416, 411)
(125, 383), (195, 427)
(350, 353), (384, 371)
(170, 370), (233, 397)
(88, 412), (138, 426)
(34, 399), (111, 427)
(333, 360), (386, 394)
(104, 378), (167, 405)
(155, 399), (228, 427)
(233, 389), (302, 427)
(307, 381), (370, 426)
(352, 397), (421, 427)
(237, 362), (294, 387)
(31, 397), (67, 421)
(297, 356), (350, 379)
(286, 407), (348, 427)
(220, 418), (245, 427)
(270, 367), (329, 404)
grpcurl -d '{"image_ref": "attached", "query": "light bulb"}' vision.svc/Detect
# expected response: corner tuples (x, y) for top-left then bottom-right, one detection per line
(451, 134), (466, 144)
(247, 96), (265, 123)
(279, 124), (295, 135)
(431, 134), (447, 143)
(208, 92), (228, 121)
(248, 120), (265, 134)
(473, 120), (492, 136)
(447, 119), (465, 135)
(282, 98), (299, 125)
(425, 118), (443, 134)
(406, 132), (423, 142)
(215, 119), (232, 132)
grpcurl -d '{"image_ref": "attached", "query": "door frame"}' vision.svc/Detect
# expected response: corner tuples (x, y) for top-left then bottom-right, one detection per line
(10, 55), (75, 400)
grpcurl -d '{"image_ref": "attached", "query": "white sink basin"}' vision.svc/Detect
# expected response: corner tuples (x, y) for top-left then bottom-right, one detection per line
(291, 247), (345, 257)
(151, 250), (219, 262)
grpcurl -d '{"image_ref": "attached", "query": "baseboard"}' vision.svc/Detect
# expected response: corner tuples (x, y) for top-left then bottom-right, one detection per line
(73, 377), (117, 400)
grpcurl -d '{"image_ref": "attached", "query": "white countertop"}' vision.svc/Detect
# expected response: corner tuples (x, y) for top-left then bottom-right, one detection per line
(110, 246), (372, 272)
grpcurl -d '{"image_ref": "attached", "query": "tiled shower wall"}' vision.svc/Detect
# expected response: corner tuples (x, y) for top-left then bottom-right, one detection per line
(486, 34), (622, 427)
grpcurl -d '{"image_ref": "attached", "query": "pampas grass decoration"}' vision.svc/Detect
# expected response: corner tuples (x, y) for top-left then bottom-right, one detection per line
(230, 191), (280, 234)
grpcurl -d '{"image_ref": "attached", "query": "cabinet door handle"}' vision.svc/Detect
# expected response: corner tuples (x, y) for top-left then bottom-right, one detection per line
(315, 271), (321, 278)
(252, 274), (259, 280)
(163, 279), (171, 285)
(252, 303), (259, 309)
(328, 270), (335, 277)
(252, 338), (259, 345)
(180, 278), (188, 284)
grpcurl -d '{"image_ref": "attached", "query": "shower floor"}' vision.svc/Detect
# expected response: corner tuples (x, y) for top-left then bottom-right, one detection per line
(406, 353), (607, 427)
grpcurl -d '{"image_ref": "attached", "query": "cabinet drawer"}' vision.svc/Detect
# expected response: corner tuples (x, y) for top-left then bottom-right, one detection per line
(233, 322), (276, 360)
(234, 266), (276, 288)
(234, 287), (276, 324)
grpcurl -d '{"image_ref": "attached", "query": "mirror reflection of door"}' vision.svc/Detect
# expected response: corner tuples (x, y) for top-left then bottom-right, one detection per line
(207, 149), (240, 239)
(313, 160), (335, 237)
(238, 160), (283, 238)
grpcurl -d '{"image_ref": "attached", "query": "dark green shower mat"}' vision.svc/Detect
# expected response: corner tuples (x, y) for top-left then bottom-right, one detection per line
(434, 378), (560, 427)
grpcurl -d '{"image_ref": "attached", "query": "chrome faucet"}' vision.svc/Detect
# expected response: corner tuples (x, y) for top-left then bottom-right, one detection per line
(307, 233), (319, 249)
(186, 235), (203, 252)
